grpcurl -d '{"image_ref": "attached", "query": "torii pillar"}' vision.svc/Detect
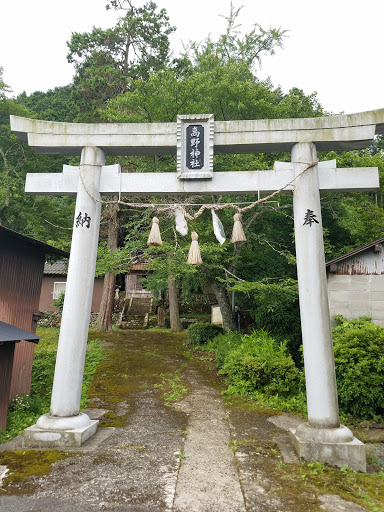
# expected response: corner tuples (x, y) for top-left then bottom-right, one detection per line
(11, 110), (384, 468)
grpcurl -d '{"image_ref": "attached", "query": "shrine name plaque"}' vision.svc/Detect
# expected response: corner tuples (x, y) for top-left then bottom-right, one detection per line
(177, 114), (214, 179)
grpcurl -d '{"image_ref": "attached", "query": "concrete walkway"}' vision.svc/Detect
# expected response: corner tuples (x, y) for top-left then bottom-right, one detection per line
(0, 330), (373, 511)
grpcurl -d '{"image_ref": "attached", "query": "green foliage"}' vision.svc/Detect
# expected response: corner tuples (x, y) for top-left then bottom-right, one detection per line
(154, 370), (187, 405)
(216, 330), (300, 396)
(0, 92), (75, 245)
(187, 322), (224, 346)
(231, 279), (302, 363)
(17, 86), (79, 122)
(67, 0), (175, 121)
(321, 149), (384, 259)
(52, 292), (65, 313)
(190, 2), (287, 71)
(0, 67), (11, 99)
(205, 330), (243, 367)
(332, 316), (384, 419)
(0, 328), (104, 443)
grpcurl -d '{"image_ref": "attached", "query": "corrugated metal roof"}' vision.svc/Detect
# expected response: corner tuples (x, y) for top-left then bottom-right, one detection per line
(44, 260), (68, 275)
(326, 236), (384, 267)
(0, 226), (69, 258)
(0, 321), (40, 343)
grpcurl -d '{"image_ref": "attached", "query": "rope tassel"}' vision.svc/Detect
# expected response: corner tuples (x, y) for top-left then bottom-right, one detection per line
(231, 213), (246, 243)
(147, 217), (162, 246)
(187, 232), (202, 265)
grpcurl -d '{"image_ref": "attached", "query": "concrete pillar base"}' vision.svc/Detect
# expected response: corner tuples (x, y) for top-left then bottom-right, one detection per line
(290, 423), (366, 472)
(22, 413), (98, 447)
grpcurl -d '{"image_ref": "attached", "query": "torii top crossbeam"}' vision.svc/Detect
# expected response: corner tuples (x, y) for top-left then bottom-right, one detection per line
(10, 108), (384, 155)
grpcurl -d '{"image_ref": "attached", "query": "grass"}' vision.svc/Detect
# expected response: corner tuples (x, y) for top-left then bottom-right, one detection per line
(0, 327), (103, 444)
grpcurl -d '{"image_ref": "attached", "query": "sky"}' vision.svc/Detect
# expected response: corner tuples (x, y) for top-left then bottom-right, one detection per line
(0, 0), (383, 115)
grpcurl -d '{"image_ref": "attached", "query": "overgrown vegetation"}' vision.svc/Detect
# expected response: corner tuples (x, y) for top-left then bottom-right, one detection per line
(333, 316), (384, 420)
(0, 327), (103, 443)
(190, 316), (384, 423)
(187, 322), (224, 346)
(231, 279), (302, 364)
(191, 328), (307, 415)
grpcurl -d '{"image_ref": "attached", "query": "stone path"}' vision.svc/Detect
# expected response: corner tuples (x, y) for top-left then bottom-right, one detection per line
(173, 368), (245, 512)
(0, 330), (377, 511)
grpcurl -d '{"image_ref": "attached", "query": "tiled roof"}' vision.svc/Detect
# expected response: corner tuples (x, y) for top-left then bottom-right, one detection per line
(44, 260), (68, 275)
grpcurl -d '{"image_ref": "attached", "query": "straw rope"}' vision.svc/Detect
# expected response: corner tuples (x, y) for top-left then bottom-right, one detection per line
(78, 161), (318, 220)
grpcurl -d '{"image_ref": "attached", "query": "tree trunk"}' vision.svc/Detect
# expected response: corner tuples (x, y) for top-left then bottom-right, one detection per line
(209, 274), (237, 331)
(168, 275), (182, 332)
(95, 202), (120, 331)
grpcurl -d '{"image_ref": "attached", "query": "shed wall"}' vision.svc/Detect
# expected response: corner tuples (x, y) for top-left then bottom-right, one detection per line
(0, 342), (15, 429)
(0, 235), (45, 398)
(328, 273), (384, 326)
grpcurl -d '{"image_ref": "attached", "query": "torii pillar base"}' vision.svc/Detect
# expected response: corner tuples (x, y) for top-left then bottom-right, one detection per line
(289, 423), (366, 472)
(22, 413), (98, 448)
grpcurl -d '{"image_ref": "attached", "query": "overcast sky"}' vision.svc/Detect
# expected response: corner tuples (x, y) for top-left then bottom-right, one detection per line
(1, 0), (383, 115)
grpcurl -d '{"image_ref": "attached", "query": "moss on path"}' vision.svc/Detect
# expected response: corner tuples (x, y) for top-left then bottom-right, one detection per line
(0, 329), (383, 512)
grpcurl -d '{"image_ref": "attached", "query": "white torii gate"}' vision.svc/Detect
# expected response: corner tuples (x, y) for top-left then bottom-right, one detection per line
(11, 110), (384, 470)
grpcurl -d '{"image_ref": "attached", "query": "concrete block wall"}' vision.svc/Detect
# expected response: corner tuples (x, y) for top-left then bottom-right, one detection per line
(327, 274), (384, 326)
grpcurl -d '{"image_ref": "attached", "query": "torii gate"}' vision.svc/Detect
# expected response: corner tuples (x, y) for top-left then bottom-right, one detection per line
(11, 110), (384, 471)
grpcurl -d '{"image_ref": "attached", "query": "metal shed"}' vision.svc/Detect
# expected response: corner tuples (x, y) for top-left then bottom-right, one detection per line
(0, 322), (40, 429)
(326, 236), (384, 325)
(0, 226), (68, 420)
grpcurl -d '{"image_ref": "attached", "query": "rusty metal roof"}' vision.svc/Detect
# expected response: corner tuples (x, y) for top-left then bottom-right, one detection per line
(326, 236), (384, 267)
(0, 321), (40, 343)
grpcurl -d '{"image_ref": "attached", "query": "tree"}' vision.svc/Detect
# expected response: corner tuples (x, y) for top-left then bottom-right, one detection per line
(95, 201), (121, 331)
(17, 86), (79, 122)
(98, 3), (327, 330)
(67, 1), (175, 121)
(189, 2), (286, 72)
(0, 68), (75, 246)
(0, 67), (11, 99)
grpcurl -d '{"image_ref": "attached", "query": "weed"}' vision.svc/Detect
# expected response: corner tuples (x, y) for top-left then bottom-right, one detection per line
(154, 370), (187, 405)
(229, 439), (238, 453)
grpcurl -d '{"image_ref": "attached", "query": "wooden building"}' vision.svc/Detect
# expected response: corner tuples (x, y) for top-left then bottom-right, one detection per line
(0, 226), (68, 408)
(326, 236), (384, 326)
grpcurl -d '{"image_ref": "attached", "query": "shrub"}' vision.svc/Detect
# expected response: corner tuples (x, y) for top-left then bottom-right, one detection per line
(187, 322), (224, 346)
(207, 329), (300, 397)
(206, 331), (243, 367)
(231, 279), (302, 365)
(332, 316), (384, 419)
(52, 292), (65, 312)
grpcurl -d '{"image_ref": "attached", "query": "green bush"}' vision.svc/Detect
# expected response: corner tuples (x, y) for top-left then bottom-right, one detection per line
(52, 291), (65, 312)
(187, 322), (224, 346)
(231, 279), (302, 365)
(206, 331), (243, 367)
(205, 329), (300, 398)
(332, 316), (384, 419)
